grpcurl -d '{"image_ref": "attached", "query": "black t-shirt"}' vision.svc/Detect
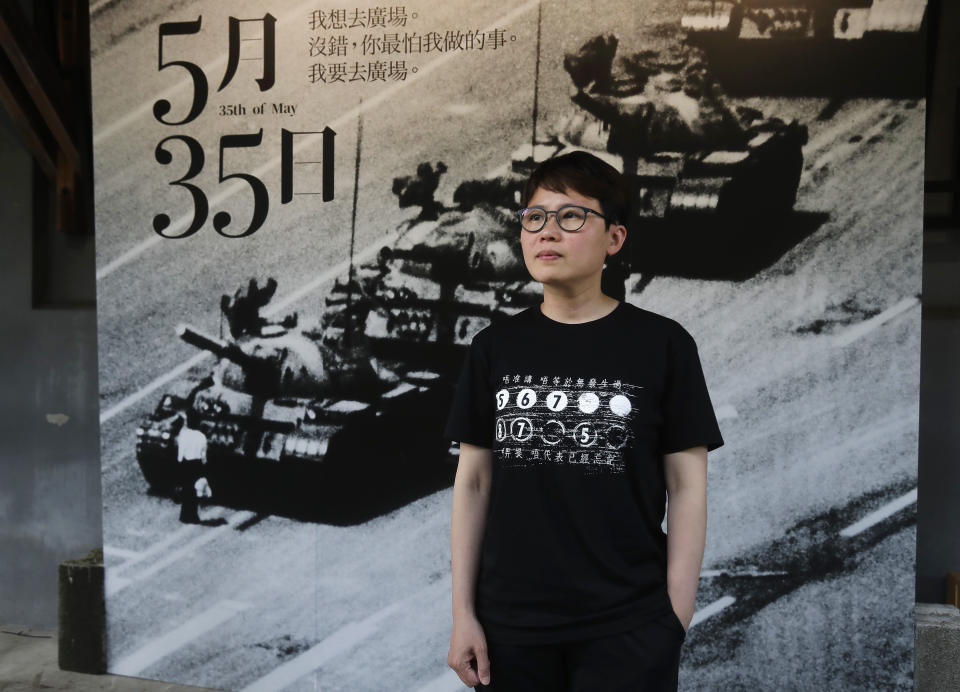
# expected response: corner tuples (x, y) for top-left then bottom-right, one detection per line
(444, 302), (724, 645)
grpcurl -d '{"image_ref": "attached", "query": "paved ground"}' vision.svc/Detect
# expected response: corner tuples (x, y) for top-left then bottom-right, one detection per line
(0, 627), (219, 692)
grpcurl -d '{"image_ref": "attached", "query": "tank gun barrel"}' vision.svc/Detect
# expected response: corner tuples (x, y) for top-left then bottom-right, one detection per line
(176, 324), (256, 369)
(379, 239), (471, 267)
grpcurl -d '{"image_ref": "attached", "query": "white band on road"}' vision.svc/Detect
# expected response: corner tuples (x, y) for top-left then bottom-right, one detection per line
(107, 511), (254, 595)
(111, 599), (251, 676)
(834, 296), (918, 347)
(839, 487), (917, 538)
(700, 568), (788, 578)
(801, 100), (890, 173)
(714, 403), (739, 421)
(100, 352), (208, 425)
(102, 545), (143, 560)
(802, 104), (896, 185)
(95, 0), (541, 282)
(689, 595), (736, 629)
(413, 669), (466, 692)
(109, 522), (201, 573)
(240, 602), (401, 692)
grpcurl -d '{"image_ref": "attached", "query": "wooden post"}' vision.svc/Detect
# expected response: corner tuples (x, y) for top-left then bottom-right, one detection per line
(58, 549), (106, 674)
(947, 572), (960, 608)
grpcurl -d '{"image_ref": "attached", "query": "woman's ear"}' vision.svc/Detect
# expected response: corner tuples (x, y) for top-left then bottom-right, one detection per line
(607, 223), (627, 255)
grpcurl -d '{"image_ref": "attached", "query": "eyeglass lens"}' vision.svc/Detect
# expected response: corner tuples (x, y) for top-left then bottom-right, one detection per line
(521, 206), (588, 232)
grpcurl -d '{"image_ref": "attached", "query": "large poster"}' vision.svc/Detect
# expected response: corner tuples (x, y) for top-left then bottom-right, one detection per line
(91, 1), (925, 689)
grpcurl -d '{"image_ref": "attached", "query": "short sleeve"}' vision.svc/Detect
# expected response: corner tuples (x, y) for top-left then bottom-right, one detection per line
(659, 327), (724, 455)
(444, 330), (494, 449)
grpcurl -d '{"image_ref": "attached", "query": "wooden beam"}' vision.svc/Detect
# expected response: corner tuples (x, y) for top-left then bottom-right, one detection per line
(0, 51), (56, 178)
(55, 148), (77, 235)
(0, 0), (80, 172)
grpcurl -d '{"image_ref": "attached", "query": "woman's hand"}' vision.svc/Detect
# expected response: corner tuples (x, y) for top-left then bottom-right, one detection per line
(448, 613), (491, 687)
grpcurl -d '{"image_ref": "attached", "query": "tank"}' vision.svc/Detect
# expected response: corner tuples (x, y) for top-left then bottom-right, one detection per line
(557, 31), (807, 214)
(319, 202), (539, 378)
(136, 245), (532, 510)
(481, 32), (809, 284)
(680, 0), (927, 96)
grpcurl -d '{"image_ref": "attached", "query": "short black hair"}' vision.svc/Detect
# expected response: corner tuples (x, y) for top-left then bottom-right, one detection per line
(521, 151), (628, 227)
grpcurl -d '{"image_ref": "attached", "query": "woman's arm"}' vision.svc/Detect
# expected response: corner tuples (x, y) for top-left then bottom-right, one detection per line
(448, 442), (493, 687)
(664, 445), (708, 630)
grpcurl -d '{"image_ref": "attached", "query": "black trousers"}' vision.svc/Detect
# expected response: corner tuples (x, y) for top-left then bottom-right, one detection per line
(178, 459), (203, 523)
(476, 610), (685, 692)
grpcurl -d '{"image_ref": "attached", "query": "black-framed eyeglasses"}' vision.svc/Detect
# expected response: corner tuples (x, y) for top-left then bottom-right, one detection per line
(517, 205), (609, 233)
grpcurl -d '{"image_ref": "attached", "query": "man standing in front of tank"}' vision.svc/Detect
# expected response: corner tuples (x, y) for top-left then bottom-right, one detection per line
(445, 151), (723, 691)
(176, 410), (209, 524)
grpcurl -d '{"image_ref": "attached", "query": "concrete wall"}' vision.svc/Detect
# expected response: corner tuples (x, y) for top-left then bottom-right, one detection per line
(915, 0), (960, 604)
(916, 256), (960, 602)
(0, 107), (102, 627)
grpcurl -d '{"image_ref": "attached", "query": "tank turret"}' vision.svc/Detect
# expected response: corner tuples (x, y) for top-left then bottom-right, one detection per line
(177, 324), (258, 370)
(176, 322), (331, 400)
(680, 0), (927, 97)
(554, 31), (807, 226)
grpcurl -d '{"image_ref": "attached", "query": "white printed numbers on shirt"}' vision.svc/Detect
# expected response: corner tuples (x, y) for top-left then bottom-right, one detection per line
(496, 418), (508, 442)
(516, 388), (537, 409)
(511, 417), (533, 442)
(496, 389), (510, 410)
(573, 422), (598, 447)
(546, 391), (568, 411)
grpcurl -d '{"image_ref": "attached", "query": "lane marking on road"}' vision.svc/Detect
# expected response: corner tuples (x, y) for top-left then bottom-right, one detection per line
(89, 0), (112, 15)
(111, 525), (198, 573)
(715, 403), (739, 421)
(100, 352), (208, 425)
(107, 511), (254, 596)
(700, 568), (788, 578)
(839, 487), (917, 538)
(834, 296), (918, 347)
(259, 228), (403, 319)
(689, 595), (736, 629)
(103, 545), (143, 560)
(413, 668), (464, 692)
(802, 109), (900, 185)
(801, 99), (890, 165)
(95, 0), (540, 281)
(240, 602), (402, 692)
(110, 510), (228, 573)
(111, 599), (251, 676)
(105, 574), (132, 593)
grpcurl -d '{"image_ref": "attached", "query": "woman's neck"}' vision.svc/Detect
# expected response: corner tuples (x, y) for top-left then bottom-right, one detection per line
(540, 285), (619, 324)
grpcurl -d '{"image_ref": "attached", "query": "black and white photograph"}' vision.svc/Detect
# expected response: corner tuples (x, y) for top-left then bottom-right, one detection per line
(90, 0), (925, 689)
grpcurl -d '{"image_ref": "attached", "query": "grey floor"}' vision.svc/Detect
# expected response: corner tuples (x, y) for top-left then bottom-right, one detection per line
(0, 627), (219, 692)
